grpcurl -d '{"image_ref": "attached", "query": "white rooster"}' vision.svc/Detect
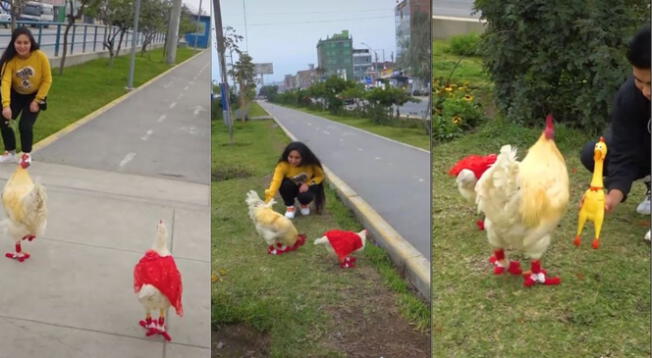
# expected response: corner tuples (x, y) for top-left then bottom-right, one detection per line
(245, 190), (306, 255)
(3, 154), (47, 262)
(314, 229), (367, 268)
(133, 220), (183, 341)
(475, 115), (569, 287)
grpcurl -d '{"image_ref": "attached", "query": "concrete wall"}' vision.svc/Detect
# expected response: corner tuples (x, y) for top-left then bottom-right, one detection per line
(432, 15), (487, 40)
(48, 43), (165, 69)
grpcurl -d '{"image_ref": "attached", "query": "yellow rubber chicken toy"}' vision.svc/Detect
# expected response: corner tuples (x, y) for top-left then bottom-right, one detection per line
(574, 137), (607, 249)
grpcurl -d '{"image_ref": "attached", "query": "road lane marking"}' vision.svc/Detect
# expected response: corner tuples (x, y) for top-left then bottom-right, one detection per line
(157, 114), (166, 123)
(119, 152), (136, 167)
(141, 129), (153, 141)
(169, 102), (177, 109)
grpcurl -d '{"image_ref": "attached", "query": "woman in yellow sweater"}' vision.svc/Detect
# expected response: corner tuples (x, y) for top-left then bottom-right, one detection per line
(0, 27), (52, 167)
(265, 142), (326, 219)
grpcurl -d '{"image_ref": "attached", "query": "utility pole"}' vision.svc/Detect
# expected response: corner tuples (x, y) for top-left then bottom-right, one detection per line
(214, 0), (233, 143)
(127, 0), (142, 90)
(166, 0), (182, 64)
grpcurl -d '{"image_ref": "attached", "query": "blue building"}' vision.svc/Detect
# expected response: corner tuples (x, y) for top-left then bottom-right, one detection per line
(185, 14), (210, 48)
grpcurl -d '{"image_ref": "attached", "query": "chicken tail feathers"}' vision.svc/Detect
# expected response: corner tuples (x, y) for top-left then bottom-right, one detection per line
(314, 236), (329, 246)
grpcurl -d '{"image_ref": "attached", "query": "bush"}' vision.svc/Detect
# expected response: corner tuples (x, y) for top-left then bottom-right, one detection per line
(447, 33), (481, 57)
(432, 78), (485, 142)
(475, 0), (649, 130)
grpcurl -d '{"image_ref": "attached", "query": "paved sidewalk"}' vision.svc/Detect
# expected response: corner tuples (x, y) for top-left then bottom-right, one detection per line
(0, 51), (211, 357)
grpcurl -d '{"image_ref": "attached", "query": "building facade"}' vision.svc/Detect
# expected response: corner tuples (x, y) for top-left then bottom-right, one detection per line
(352, 48), (372, 83)
(316, 30), (354, 80)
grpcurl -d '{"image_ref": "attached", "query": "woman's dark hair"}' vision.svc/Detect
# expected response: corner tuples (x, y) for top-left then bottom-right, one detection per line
(0, 27), (40, 76)
(627, 25), (650, 69)
(278, 141), (326, 213)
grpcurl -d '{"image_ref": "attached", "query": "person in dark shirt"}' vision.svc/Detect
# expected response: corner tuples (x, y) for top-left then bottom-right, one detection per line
(580, 26), (651, 229)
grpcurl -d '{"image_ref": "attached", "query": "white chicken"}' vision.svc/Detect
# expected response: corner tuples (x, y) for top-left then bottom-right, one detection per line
(245, 190), (306, 255)
(314, 229), (367, 268)
(475, 115), (569, 287)
(2, 154), (47, 262)
(133, 220), (183, 341)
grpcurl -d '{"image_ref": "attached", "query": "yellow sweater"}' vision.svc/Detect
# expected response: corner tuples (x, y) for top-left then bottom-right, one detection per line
(1, 49), (52, 107)
(265, 162), (325, 201)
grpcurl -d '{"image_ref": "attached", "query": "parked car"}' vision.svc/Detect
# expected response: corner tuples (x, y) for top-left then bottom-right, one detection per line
(19, 1), (53, 27)
(0, 13), (10, 28)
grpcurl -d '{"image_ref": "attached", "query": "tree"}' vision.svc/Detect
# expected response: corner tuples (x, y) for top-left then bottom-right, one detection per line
(139, 0), (169, 54)
(474, 0), (649, 129)
(365, 85), (417, 123)
(258, 85), (278, 101)
(86, 0), (133, 65)
(4, 0), (28, 32)
(59, 0), (93, 74)
(229, 52), (255, 119)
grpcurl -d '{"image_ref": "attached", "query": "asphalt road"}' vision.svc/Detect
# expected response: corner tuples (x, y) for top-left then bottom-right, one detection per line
(35, 50), (211, 184)
(259, 101), (431, 260)
(397, 96), (429, 118)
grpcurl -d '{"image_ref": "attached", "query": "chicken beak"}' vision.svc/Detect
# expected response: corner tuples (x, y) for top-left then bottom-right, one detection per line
(594, 151), (602, 162)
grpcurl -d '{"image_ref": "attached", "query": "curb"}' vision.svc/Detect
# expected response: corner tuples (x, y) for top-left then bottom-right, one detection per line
(267, 103), (431, 300)
(33, 49), (207, 153)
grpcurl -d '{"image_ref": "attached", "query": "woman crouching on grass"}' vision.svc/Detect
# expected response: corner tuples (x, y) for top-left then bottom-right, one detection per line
(0, 27), (52, 167)
(264, 141), (326, 219)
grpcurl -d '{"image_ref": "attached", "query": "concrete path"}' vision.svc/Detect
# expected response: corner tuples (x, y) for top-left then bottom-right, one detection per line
(259, 101), (431, 261)
(0, 51), (210, 357)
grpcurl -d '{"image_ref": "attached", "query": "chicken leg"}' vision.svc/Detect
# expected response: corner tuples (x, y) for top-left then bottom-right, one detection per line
(140, 309), (172, 341)
(488, 249), (522, 275)
(5, 242), (30, 262)
(523, 260), (560, 287)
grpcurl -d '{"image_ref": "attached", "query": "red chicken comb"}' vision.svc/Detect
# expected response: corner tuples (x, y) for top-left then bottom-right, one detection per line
(544, 114), (555, 139)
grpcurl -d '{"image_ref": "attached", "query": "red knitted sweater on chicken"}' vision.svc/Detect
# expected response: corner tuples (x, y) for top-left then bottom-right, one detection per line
(324, 230), (363, 260)
(134, 250), (184, 316)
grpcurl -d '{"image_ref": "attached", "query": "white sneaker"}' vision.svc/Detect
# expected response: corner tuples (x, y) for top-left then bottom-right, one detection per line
(636, 190), (650, 215)
(645, 230), (650, 242)
(300, 205), (310, 216)
(0, 151), (16, 163)
(284, 206), (295, 219)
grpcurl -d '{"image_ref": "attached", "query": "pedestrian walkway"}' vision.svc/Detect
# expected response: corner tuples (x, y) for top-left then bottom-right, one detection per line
(0, 50), (211, 357)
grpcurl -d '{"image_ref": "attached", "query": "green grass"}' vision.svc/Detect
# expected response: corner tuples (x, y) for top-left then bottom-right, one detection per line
(212, 114), (429, 356)
(433, 117), (651, 357)
(247, 101), (269, 117)
(26, 47), (199, 147)
(273, 103), (430, 150)
(433, 39), (490, 87)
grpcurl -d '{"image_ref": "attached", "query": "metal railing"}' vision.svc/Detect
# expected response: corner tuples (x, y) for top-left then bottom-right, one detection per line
(0, 21), (166, 57)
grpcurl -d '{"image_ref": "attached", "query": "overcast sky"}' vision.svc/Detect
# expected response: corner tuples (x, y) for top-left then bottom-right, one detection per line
(211, 0), (401, 83)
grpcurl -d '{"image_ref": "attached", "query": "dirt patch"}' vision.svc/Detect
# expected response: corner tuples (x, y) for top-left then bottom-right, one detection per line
(212, 324), (270, 358)
(321, 264), (431, 358)
(212, 166), (254, 181)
